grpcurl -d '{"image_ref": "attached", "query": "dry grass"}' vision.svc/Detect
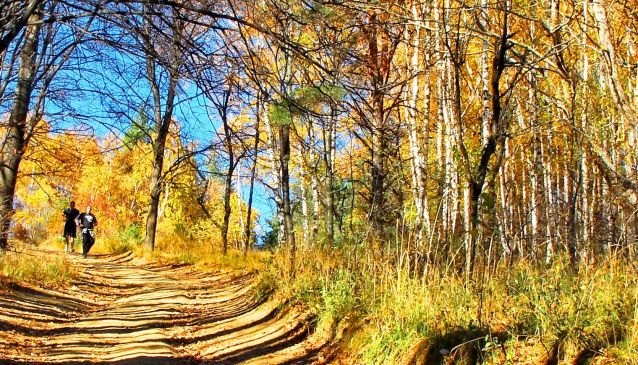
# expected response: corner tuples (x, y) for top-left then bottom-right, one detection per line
(151, 232), (270, 273)
(0, 241), (75, 288)
(262, 245), (638, 364)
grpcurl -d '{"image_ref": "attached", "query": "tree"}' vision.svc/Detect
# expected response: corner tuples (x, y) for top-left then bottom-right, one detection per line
(0, 0), (45, 54)
(0, 3), (91, 249)
(133, 4), (182, 251)
(0, 11), (41, 249)
(441, 0), (520, 275)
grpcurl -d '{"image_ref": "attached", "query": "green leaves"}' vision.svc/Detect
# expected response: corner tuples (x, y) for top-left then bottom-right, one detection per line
(123, 108), (153, 149)
(269, 101), (293, 126)
(268, 85), (345, 126)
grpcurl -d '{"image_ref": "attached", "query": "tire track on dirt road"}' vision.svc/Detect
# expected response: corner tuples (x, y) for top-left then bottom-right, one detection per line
(0, 249), (336, 364)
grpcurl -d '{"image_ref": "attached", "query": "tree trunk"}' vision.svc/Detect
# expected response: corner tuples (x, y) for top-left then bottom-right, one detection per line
(520, 154), (529, 256)
(0, 13), (40, 249)
(0, 0), (43, 54)
(323, 112), (336, 247)
(244, 166), (257, 255)
(370, 99), (386, 235)
(565, 157), (579, 264)
(479, 0), (491, 147)
(434, 0), (446, 248)
(279, 123), (296, 274)
(591, 0), (638, 125)
(236, 164), (246, 250)
(243, 115), (260, 255)
(221, 164), (234, 255)
(421, 1), (433, 245)
(158, 182), (170, 219)
(463, 181), (475, 275)
(580, 1), (592, 261)
(221, 85), (235, 255)
(144, 56), (177, 251)
(301, 182), (309, 244)
(450, 1), (511, 275)
(543, 116), (555, 263)
(311, 170), (320, 241)
(145, 124), (172, 251)
(530, 135), (540, 258)
(365, 10), (391, 238)
(263, 105), (285, 244)
(498, 141), (511, 261)
(443, 75), (458, 248)
(405, 3), (431, 247)
(306, 119), (320, 243)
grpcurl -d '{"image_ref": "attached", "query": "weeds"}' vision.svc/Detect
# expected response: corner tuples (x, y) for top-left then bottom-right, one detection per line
(261, 243), (638, 364)
(152, 233), (269, 272)
(321, 269), (359, 322)
(0, 245), (74, 288)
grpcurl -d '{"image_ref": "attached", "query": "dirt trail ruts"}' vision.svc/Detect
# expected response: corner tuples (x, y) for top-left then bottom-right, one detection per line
(0, 249), (336, 364)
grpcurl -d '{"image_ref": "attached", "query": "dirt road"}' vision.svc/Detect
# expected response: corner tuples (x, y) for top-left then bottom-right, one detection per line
(0, 250), (334, 364)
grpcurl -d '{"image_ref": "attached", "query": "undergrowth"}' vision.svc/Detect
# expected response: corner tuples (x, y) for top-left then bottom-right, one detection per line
(259, 245), (638, 364)
(85, 225), (268, 274)
(151, 232), (269, 273)
(0, 242), (74, 288)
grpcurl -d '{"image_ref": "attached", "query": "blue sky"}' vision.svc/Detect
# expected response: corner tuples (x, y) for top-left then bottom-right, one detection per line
(0, 13), (279, 239)
(39, 37), (277, 238)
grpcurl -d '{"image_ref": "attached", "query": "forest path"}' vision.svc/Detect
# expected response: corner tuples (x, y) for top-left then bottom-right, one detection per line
(0, 248), (335, 364)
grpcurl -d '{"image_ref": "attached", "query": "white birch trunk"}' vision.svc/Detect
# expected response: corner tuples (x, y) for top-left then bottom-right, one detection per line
(305, 119), (320, 242)
(434, 0), (447, 244)
(404, 2), (430, 246)
(592, 0), (638, 124)
(530, 163), (539, 256)
(580, 0), (593, 260)
(158, 182), (169, 220)
(543, 123), (555, 263)
(301, 182), (309, 244)
(311, 172), (320, 239)
(498, 139), (512, 259)
(521, 162), (528, 256)
(480, 0), (490, 147)
(443, 46), (459, 237)
(463, 177), (471, 263)
(437, 101), (447, 241)
(603, 174), (613, 254)
(420, 0), (432, 239)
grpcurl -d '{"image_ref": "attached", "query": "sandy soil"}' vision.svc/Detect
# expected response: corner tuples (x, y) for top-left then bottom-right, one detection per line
(0, 249), (336, 364)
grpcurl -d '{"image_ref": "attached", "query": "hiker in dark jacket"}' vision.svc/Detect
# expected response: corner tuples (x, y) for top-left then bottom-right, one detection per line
(62, 201), (80, 253)
(76, 205), (98, 258)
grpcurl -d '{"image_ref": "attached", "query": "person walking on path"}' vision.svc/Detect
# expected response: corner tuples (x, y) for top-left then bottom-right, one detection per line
(62, 201), (80, 253)
(76, 205), (98, 258)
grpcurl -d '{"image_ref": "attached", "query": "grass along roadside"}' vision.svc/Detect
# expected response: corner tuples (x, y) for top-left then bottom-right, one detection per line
(0, 241), (75, 289)
(91, 227), (271, 276)
(258, 246), (638, 364)
(361, 258), (637, 364)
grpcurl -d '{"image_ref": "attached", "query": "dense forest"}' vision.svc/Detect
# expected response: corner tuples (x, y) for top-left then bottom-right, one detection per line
(1, 0), (638, 364)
